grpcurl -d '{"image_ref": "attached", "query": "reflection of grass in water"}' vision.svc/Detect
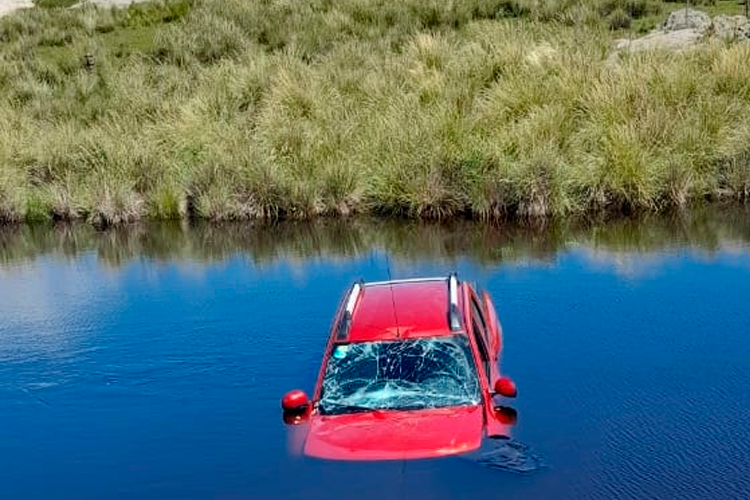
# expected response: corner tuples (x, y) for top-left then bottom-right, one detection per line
(0, 206), (749, 269)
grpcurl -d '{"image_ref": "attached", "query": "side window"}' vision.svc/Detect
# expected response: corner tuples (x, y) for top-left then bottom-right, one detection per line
(471, 295), (489, 342)
(470, 296), (491, 381)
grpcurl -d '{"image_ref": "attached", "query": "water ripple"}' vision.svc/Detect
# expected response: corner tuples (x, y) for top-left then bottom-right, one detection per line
(470, 438), (548, 475)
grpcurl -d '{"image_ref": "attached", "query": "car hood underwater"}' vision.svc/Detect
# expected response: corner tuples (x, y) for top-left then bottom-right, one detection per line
(303, 404), (484, 460)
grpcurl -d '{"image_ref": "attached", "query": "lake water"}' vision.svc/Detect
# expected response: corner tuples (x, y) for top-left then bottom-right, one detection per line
(1, 209), (750, 499)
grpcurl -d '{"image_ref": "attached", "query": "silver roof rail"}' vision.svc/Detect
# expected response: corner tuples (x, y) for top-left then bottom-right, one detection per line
(448, 273), (462, 331)
(345, 282), (361, 314)
(366, 277), (445, 287)
(337, 280), (363, 340)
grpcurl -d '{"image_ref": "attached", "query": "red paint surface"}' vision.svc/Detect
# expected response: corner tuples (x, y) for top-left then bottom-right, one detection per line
(304, 405), (483, 460)
(347, 281), (451, 341)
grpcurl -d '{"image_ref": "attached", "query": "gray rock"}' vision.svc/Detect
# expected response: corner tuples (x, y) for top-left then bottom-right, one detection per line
(711, 14), (750, 41)
(613, 29), (704, 53)
(0, 0), (34, 18)
(661, 8), (712, 33)
(71, 0), (153, 8)
(609, 9), (750, 59)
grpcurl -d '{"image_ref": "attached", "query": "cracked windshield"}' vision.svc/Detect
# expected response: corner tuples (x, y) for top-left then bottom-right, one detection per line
(319, 336), (481, 415)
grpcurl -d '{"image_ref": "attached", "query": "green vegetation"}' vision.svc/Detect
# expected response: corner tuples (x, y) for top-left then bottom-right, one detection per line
(0, 0), (749, 226)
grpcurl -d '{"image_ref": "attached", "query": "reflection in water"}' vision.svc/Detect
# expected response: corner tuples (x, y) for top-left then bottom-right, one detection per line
(492, 405), (518, 427)
(0, 205), (749, 268)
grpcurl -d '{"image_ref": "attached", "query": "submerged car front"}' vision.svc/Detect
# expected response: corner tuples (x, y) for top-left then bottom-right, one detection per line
(303, 334), (485, 461)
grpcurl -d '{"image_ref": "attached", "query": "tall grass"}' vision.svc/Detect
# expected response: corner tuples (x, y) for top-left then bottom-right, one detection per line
(0, 0), (748, 225)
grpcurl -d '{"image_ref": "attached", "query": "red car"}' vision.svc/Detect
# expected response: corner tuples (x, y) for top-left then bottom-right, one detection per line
(281, 274), (518, 461)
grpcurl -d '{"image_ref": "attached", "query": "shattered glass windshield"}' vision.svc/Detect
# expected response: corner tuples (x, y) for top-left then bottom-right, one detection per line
(318, 335), (481, 415)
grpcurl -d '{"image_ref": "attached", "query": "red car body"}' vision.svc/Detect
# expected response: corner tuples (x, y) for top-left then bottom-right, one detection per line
(282, 274), (517, 461)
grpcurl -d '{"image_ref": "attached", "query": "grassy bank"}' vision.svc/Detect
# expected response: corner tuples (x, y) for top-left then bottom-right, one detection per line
(1, 0), (749, 226)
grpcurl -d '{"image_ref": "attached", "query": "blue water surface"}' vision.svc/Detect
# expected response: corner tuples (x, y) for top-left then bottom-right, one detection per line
(0, 221), (749, 499)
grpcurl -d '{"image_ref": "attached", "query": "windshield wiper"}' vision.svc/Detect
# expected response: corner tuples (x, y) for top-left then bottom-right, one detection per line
(320, 402), (380, 414)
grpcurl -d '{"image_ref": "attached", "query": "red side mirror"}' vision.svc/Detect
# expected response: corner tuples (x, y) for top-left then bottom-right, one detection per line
(494, 377), (517, 398)
(281, 389), (310, 412)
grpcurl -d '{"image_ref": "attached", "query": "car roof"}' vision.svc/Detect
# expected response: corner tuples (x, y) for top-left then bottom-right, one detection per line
(338, 276), (464, 342)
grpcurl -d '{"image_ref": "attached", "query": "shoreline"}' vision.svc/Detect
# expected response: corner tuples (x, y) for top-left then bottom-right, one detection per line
(0, 198), (747, 229)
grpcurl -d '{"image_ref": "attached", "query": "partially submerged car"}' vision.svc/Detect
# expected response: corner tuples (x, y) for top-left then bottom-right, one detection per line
(281, 274), (518, 461)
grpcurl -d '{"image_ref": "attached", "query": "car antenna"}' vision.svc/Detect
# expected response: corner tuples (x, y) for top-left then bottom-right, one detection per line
(384, 251), (401, 338)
